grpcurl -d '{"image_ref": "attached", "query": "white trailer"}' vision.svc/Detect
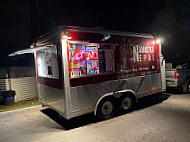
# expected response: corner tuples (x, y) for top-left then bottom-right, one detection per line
(10, 26), (166, 120)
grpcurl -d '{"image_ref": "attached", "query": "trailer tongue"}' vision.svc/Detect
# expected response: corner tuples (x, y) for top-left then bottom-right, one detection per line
(10, 26), (166, 120)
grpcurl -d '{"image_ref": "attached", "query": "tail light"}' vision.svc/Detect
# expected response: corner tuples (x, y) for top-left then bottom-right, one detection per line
(174, 71), (179, 79)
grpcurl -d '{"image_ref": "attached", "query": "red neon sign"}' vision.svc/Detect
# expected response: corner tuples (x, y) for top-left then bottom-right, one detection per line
(74, 49), (96, 60)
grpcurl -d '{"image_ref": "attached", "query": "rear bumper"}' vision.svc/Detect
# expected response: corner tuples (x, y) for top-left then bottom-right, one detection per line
(166, 79), (178, 87)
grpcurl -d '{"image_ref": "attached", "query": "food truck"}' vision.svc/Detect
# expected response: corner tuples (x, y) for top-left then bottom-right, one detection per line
(10, 26), (166, 120)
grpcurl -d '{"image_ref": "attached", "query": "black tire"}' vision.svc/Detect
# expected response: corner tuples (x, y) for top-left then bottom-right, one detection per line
(183, 79), (190, 94)
(118, 95), (135, 114)
(96, 97), (116, 120)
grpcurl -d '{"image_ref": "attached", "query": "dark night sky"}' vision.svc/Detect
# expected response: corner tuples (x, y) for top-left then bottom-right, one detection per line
(1, 0), (190, 66)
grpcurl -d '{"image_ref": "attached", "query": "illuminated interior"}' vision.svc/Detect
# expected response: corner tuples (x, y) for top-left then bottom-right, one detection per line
(37, 45), (59, 78)
(69, 42), (114, 78)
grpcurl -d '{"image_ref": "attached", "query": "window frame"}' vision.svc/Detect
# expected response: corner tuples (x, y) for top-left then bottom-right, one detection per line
(36, 45), (59, 79)
(68, 41), (115, 79)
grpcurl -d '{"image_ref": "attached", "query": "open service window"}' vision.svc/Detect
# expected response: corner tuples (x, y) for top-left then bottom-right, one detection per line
(69, 42), (114, 78)
(37, 45), (59, 79)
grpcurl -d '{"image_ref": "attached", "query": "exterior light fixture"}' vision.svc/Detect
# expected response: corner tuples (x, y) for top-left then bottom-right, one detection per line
(156, 39), (161, 44)
(101, 34), (111, 41)
(62, 35), (72, 39)
(152, 41), (156, 45)
(30, 45), (34, 48)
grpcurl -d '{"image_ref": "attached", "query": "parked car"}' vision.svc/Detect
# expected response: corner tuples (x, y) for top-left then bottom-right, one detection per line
(166, 62), (190, 93)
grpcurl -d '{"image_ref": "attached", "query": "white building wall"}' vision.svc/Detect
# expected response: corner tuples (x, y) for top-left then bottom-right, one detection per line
(0, 77), (38, 103)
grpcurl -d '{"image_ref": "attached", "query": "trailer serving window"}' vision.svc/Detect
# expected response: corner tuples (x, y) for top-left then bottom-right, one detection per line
(37, 45), (59, 79)
(69, 42), (114, 78)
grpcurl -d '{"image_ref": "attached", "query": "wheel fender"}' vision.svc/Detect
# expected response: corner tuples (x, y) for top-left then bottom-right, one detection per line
(183, 79), (190, 93)
(115, 89), (137, 102)
(94, 90), (136, 116)
(94, 92), (114, 116)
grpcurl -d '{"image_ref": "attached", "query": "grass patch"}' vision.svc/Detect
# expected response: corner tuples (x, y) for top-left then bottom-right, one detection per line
(0, 99), (40, 112)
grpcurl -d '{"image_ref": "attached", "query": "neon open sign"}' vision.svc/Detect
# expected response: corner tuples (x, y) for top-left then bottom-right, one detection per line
(74, 49), (97, 60)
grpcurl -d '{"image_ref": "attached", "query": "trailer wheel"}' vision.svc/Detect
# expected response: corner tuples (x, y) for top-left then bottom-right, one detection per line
(96, 97), (116, 120)
(118, 95), (135, 114)
(183, 79), (190, 94)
